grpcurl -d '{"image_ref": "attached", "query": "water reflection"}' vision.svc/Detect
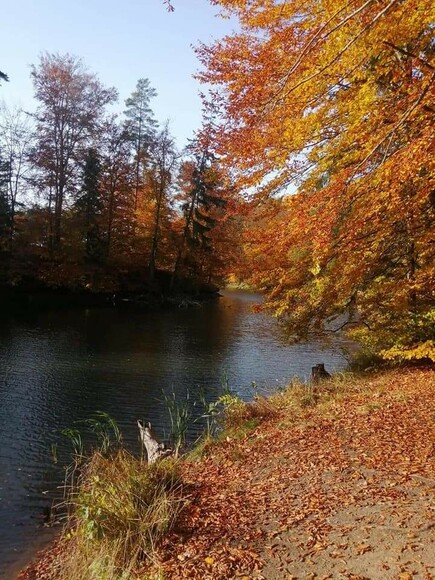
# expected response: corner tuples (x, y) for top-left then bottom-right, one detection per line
(0, 290), (348, 573)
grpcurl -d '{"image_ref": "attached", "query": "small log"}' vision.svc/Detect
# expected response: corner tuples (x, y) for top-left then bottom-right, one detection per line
(311, 363), (331, 383)
(137, 420), (172, 464)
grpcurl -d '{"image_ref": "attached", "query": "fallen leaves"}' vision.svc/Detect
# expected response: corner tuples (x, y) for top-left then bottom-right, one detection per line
(148, 369), (435, 579)
(356, 543), (372, 556)
(397, 573), (413, 580)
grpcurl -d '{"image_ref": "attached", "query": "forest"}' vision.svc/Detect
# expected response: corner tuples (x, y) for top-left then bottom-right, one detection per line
(0, 56), (238, 301)
(1, 0), (434, 362)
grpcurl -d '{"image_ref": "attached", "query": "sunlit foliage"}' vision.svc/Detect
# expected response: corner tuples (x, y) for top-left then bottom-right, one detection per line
(198, 0), (435, 358)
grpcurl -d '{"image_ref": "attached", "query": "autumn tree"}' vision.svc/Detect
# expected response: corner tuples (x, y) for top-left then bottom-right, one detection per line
(31, 53), (117, 253)
(199, 0), (435, 359)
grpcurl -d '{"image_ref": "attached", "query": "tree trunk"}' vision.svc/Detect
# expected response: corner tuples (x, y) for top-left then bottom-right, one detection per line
(311, 363), (331, 383)
(149, 183), (164, 280)
(137, 420), (172, 464)
(53, 187), (63, 250)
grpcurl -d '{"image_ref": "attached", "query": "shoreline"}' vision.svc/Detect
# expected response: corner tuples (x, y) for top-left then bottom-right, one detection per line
(15, 364), (435, 579)
(4, 533), (55, 580)
(0, 285), (221, 311)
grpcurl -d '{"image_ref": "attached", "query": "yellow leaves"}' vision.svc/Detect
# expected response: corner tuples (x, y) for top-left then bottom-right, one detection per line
(202, 0), (434, 185)
(380, 341), (435, 362)
(397, 573), (413, 580)
(203, 0), (435, 356)
(309, 260), (321, 277)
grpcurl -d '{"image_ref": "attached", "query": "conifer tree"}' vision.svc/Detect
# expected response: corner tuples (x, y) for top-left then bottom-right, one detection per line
(124, 78), (158, 212)
(76, 148), (104, 263)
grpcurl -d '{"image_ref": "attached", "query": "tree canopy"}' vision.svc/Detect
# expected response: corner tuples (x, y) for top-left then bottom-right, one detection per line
(198, 0), (435, 359)
(1, 3), (434, 358)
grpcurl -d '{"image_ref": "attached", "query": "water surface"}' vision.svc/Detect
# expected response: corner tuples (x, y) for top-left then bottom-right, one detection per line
(0, 290), (348, 575)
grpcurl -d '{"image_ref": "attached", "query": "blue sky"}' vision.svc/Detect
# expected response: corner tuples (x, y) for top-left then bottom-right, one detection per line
(1, 0), (235, 148)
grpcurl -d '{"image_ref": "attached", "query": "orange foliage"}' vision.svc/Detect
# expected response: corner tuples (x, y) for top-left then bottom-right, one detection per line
(198, 0), (435, 356)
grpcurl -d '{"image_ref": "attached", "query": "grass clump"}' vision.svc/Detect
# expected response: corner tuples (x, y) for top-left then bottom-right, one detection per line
(186, 393), (279, 460)
(60, 451), (184, 579)
(219, 392), (280, 434)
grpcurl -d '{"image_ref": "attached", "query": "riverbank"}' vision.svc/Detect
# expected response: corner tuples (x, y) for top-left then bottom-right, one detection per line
(18, 365), (434, 579)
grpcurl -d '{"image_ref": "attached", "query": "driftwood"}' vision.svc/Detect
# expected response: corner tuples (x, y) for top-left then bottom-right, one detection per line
(311, 363), (332, 383)
(137, 420), (172, 464)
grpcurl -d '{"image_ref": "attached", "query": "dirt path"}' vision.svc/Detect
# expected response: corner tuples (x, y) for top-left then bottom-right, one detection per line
(150, 368), (434, 579)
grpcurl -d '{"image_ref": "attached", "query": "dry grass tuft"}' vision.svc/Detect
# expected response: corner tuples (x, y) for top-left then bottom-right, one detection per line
(59, 450), (185, 579)
(222, 393), (280, 431)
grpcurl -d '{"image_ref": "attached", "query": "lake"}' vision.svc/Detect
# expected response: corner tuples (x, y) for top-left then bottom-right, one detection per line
(0, 290), (348, 575)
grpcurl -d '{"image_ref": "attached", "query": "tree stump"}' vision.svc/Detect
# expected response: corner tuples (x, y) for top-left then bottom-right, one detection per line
(311, 363), (331, 383)
(137, 420), (172, 464)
